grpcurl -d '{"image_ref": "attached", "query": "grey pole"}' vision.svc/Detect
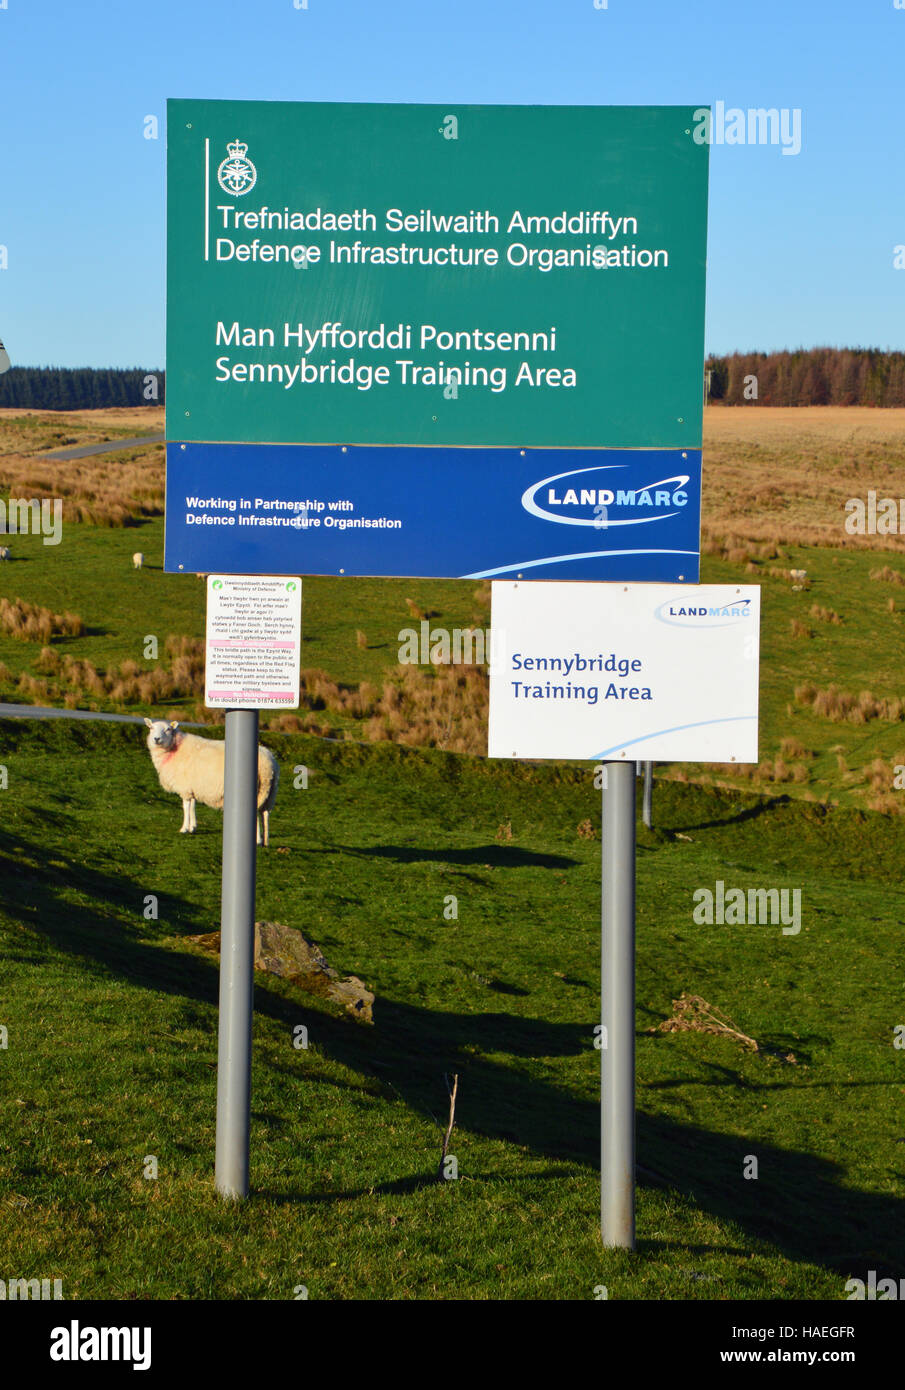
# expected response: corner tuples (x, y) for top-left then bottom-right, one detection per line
(601, 760), (636, 1248)
(642, 760), (653, 829)
(215, 708), (259, 1200)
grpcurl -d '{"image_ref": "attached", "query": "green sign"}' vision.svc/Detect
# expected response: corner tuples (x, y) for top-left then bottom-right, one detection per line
(167, 101), (708, 450)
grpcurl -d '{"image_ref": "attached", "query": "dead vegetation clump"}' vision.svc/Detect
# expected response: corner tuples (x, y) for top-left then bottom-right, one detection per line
(365, 663), (488, 754)
(864, 757), (892, 793)
(294, 667), (381, 720)
(870, 565), (905, 586)
(794, 682), (905, 724)
(10, 634), (206, 708)
(789, 618), (812, 639)
(0, 597), (84, 643)
(809, 604), (842, 624)
(266, 712), (336, 737)
(649, 993), (797, 1063)
(700, 533), (774, 565)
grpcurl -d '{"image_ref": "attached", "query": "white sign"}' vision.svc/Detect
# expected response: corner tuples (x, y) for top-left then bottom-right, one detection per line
(205, 575), (302, 709)
(488, 581), (760, 762)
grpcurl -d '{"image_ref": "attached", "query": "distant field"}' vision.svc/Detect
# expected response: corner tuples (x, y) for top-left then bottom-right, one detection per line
(703, 405), (905, 553)
(0, 404), (165, 455)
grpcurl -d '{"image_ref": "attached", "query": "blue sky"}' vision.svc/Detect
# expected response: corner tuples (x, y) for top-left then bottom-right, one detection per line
(1, 0), (902, 368)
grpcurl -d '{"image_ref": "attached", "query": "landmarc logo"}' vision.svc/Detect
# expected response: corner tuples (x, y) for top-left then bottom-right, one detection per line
(217, 139), (257, 197)
(655, 596), (753, 628)
(521, 466), (689, 528)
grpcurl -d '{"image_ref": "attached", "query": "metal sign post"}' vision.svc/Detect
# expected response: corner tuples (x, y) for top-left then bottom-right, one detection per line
(204, 575), (301, 1199)
(214, 708), (259, 1200)
(600, 760), (636, 1248)
(642, 760), (654, 829)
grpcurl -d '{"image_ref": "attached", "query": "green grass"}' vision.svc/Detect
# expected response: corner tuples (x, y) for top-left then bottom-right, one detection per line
(1, 719), (902, 1299)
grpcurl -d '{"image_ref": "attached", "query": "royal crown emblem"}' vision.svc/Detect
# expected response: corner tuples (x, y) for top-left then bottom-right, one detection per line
(217, 139), (257, 197)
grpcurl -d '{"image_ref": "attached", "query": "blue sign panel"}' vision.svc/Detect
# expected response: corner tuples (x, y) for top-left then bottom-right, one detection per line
(165, 443), (701, 582)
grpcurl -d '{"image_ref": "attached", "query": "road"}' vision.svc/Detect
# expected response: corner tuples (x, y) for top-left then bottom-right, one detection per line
(39, 433), (165, 461)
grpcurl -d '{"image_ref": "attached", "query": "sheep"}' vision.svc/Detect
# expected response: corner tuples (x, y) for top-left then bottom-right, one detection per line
(143, 718), (279, 845)
(790, 567), (808, 592)
(0, 546), (9, 561)
(132, 552), (144, 569)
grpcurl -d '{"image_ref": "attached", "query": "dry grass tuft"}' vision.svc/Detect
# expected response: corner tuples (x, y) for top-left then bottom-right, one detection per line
(364, 663), (488, 754)
(8, 633), (206, 708)
(809, 604), (842, 624)
(795, 681), (905, 724)
(0, 597), (84, 643)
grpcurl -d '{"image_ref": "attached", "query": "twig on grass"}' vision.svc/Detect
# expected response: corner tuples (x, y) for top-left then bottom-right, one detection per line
(437, 1072), (459, 1181)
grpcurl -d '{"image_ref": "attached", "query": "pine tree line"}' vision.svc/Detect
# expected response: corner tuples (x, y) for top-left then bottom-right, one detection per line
(2, 351), (904, 410)
(0, 367), (164, 410)
(706, 348), (905, 407)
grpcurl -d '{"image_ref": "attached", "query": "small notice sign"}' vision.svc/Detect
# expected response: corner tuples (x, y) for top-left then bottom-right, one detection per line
(488, 581), (760, 763)
(205, 575), (302, 709)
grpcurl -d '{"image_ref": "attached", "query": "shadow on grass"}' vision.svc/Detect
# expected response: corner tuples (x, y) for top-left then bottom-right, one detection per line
(324, 842), (579, 870)
(670, 795), (791, 834)
(254, 1165), (589, 1205)
(3, 822), (903, 1281)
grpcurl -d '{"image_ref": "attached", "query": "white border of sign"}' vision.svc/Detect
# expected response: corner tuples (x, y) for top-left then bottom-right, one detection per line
(488, 581), (760, 763)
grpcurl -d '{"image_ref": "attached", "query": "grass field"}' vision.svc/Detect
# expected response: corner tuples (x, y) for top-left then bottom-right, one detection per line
(1, 406), (905, 1299)
(1, 719), (903, 1299)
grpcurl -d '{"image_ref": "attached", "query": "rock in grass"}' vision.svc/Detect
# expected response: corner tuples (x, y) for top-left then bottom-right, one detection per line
(187, 921), (374, 1023)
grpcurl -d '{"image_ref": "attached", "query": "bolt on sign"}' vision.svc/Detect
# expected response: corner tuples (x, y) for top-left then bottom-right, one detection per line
(165, 100), (709, 581)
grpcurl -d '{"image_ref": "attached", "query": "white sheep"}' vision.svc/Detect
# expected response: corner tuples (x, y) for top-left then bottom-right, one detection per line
(0, 546), (9, 561)
(132, 552), (144, 569)
(144, 718), (279, 846)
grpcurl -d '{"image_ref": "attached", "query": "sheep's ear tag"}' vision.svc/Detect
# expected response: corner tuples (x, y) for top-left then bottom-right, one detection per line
(169, 720), (179, 729)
